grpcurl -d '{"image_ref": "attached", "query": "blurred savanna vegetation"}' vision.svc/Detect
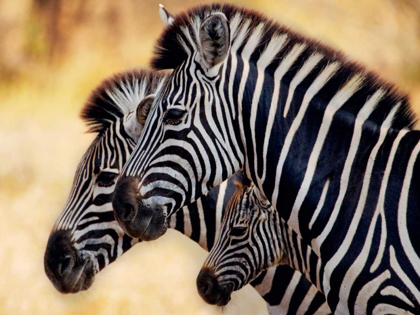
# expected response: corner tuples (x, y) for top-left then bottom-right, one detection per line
(1, 0), (420, 314)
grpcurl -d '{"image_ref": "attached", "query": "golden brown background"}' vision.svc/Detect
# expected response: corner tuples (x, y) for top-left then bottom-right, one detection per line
(1, 0), (420, 314)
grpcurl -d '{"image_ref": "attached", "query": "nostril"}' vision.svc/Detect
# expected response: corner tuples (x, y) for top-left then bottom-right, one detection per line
(58, 256), (73, 276)
(201, 282), (212, 296)
(122, 203), (136, 222)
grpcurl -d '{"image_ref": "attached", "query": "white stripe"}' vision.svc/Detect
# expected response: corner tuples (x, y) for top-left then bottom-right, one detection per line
(325, 106), (398, 307)
(261, 43), (307, 182)
(271, 61), (339, 211)
(309, 179), (329, 230)
(183, 207), (192, 238)
(169, 210), (177, 229)
(283, 53), (324, 117)
(237, 23), (265, 178)
(228, 19), (251, 120)
(276, 271), (301, 312)
(251, 35), (288, 187)
(397, 138), (420, 279)
(352, 270), (390, 315)
(380, 286), (415, 308)
(253, 267), (276, 296)
(314, 89), (385, 252)
(389, 246), (420, 305)
(289, 74), (363, 238)
(371, 125), (407, 272)
(196, 198), (208, 250)
(77, 216), (99, 226)
(295, 285), (325, 315)
(214, 180), (228, 241)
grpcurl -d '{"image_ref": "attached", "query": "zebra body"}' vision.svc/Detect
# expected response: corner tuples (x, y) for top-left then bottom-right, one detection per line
(44, 69), (329, 314)
(113, 4), (420, 313)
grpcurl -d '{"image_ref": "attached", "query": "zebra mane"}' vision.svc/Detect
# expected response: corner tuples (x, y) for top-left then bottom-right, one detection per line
(81, 69), (167, 133)
(151, 4), (416, 129)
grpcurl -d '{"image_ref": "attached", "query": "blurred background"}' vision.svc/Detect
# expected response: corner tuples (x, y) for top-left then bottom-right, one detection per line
(1, 0), (420, 314)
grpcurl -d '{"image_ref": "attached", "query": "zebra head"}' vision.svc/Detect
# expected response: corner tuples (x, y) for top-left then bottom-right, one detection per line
(197, 180), (285, 306)
(113, 4), (246, 241)
(44, 69), (167, 294)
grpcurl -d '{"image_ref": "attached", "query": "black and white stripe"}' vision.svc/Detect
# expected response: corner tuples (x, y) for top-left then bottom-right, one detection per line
(199, 181), (325, 313)
(44, 69), (328, 314)
(52, 70), (166, 269)
(114, 4), (420, 313)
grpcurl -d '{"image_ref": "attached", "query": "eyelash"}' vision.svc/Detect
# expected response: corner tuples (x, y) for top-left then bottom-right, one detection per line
(96, 172), (118, 187)
(162, 108), (186, 125)
(229, 226), (248, 237)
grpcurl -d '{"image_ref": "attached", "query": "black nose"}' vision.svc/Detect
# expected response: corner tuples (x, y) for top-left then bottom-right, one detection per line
(44, 230), (76, 293)
(113, 176), (140, 226)
(197, 267), (231, 306)
(45, 230), (95, 294)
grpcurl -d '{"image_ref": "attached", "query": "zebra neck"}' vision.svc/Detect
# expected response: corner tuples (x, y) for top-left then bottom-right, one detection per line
(168, 201), (216, 252)
(230, 50), (419, 253)
(234, 51), (420, 304)
(167, 179), (234, 252)
(277, 216), (325, 293)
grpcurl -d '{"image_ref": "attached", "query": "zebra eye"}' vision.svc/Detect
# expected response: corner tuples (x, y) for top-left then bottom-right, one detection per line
(96, 172), (118, 187)
(229, 226), (248, 237)
(162, 108), (186, 125)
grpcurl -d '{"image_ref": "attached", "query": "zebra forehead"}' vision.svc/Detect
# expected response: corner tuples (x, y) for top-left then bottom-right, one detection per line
(151, 4), (415, 128)
(81, 69), (168, 134)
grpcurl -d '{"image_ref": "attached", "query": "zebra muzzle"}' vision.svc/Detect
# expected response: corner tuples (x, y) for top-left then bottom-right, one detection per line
(113, 176), (168, 240)
(197, 267), (232, 306)
(44, 230), (96, 294)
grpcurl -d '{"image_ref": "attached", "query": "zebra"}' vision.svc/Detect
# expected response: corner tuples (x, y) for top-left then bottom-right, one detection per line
(197, 175), (321, 311)
(43, 68), (330, 314)
(112, 4), (420, 314)
(44, 69), (165, 293)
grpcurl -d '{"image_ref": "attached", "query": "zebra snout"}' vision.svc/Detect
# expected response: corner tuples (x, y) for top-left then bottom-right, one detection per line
(44, 230), (95, 294)
(113, 176), (167, 240)
(113, 176), (141, 227)
(197, 267), (232, 306)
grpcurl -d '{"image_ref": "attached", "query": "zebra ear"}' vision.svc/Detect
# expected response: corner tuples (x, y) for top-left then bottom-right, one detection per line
(136, 94), (155, 125)
(198, 12), (230, 73)
(159, 4), (174, 26)
(124, 94), (155, 141)
(234, 180), (248, 190)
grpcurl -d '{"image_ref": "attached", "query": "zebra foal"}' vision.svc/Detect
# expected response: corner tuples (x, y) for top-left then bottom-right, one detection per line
(197, 176), (321, 312)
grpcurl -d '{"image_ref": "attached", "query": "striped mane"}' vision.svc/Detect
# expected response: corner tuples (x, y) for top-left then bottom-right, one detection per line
(151, 3), (416, 129)
(81, 69), (167, 133)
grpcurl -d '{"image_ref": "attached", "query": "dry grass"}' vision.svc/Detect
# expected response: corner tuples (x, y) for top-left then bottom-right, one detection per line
(1, 0), (420, 314)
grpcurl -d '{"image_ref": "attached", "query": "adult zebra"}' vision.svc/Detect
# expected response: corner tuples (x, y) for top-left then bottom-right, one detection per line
(44, 69), (330, 314)
(112, 4), (420, 314)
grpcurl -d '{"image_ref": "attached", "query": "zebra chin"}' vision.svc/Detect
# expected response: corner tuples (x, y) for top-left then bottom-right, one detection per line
(122, 209), (168, 241)
(196, 267), (233, 307)
(44, 230), (96, 294)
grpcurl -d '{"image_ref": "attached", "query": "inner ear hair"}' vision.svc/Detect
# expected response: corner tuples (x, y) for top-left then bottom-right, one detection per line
(233, 180), (243, 190)
(159, 4), (174, 26)
(199, 12), (230, 69)
(137, 94), (155, 125)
